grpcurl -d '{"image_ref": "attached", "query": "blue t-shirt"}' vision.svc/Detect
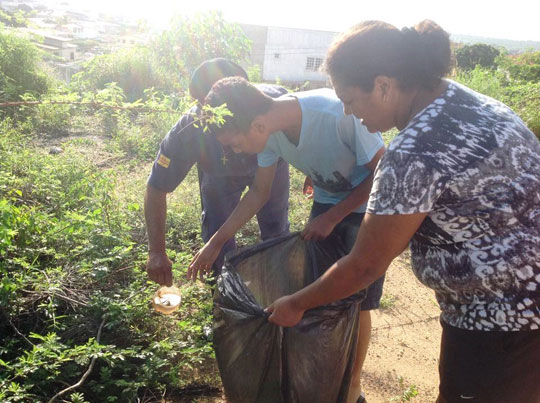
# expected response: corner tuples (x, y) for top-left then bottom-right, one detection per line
(258, 88), (384, 212)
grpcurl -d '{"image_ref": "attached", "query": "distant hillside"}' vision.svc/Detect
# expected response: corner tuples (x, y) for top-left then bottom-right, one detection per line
(451, 34), (540, 53)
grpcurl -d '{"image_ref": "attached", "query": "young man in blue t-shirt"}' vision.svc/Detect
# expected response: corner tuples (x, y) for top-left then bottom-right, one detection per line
(188, 76), (385, 403)
(145, 60), (290, 287)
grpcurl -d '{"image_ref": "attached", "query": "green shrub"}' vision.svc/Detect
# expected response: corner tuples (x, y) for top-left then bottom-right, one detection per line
(503, 81), (540, 139)
(0, 8), (29, 27)
(110, 89), (187, 161)
(0, 29), (50, 103)
(150, 11), (250, 91)
(81, 82), (127, 137)
(0, 128), (217, 401)
(454, 66), (507, 99)
(498, 51), (540, 82)
(72, 11), (251, 102)
(72, 46), (167, 103)
(454, 65), (540, 140)
(19, 89), (79, 137)
(455, 43), (500, 70)
(390, 376), (419, 402)
(247, 64), (262, 82)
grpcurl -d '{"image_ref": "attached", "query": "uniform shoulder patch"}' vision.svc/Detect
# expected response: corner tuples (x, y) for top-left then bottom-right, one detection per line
(157, 153), (171, 168)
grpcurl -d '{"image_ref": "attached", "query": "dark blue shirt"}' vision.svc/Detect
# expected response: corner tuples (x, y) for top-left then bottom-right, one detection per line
(148, 84), (288, 192)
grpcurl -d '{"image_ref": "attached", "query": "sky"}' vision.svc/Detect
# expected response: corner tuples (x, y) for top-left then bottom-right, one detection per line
(65, 0), (540, 42)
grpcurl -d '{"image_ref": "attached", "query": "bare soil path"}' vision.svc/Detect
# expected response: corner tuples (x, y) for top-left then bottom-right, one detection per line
(363, 250), (441, 402)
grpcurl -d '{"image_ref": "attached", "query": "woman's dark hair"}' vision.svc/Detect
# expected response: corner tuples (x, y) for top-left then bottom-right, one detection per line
(325, 20), (451, 91)
(203, 77), (273, 135)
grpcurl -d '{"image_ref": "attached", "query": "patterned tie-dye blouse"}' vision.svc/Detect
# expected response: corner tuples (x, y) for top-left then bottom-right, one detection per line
(367, 80), (540, 331)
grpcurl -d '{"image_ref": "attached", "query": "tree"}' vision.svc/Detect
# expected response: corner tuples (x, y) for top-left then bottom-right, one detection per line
(0, 29), (50, 102)
(0, 8), (29, 27)
(151, 10), (251, 92)
(455, 43), (501, 70)
(72, 11), (251, 100)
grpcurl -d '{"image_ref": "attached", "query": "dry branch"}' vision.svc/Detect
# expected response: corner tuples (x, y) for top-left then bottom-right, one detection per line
(48, 317), (106, 403)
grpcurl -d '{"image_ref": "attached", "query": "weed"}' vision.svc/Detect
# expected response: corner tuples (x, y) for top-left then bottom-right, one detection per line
(0, 127), (218, 401)
(379, 293), (397, 310)
(390, 376), (419, 402)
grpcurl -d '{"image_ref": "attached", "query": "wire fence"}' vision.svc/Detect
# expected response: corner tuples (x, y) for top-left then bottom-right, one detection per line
(0, 100), (182, 114)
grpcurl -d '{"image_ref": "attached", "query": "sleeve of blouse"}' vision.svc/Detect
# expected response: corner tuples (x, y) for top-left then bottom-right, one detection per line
(367, 149), (448, 215)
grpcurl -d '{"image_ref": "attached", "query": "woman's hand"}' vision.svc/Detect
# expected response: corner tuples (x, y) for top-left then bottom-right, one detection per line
(187, 240), (222, 282)
(265, 295), (306, 327)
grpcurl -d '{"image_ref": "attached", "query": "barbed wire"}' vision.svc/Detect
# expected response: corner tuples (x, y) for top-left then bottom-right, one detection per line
(372, 315), (439, 331)
(0, 100), (183, 114)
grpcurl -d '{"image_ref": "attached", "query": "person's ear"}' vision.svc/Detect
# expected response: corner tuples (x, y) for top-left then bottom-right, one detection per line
(250, 116), (266, 137)
(373, 76), (394, 103)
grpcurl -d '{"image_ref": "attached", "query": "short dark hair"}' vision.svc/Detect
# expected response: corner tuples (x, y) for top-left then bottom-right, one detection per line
(325, 20), (451, 91)
(203, 77), (273, 135)
(189, 58), (248, 104)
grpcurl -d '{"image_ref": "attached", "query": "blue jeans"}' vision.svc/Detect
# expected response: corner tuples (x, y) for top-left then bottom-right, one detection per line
(310, 201), (385, 310)
(200, 158), (290, 276)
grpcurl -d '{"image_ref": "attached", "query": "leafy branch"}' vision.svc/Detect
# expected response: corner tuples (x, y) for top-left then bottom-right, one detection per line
(48, 317), (106, 403)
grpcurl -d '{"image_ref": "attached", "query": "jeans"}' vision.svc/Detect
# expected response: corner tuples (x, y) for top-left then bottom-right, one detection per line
(200, 158), (290, 276)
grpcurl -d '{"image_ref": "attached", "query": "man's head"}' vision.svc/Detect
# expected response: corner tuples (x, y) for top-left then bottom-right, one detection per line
(189, 58), (248, 104)
(204, 77), (274, 154)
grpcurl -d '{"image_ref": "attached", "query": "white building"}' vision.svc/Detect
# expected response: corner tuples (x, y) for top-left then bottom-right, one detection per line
(38, 33), (77, 61)
(240, 24), (338, 88)
(16, 28), (77, 61)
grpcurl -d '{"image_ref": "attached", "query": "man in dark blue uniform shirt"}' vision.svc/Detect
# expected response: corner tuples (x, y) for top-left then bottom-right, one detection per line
(145, 58), (290, 286)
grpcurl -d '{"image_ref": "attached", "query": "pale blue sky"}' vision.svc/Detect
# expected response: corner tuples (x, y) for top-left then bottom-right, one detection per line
(70, 0), (540, 41)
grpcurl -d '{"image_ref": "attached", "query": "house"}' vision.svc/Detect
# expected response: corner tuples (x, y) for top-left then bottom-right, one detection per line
(240, 24), (338, 88)
(38, 33), (77, 61)
(60, 23), (84, 36)
(16, 28), (78, 61)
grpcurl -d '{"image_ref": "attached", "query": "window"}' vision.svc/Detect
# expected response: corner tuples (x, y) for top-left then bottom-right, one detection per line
(306, 57), (323, 71)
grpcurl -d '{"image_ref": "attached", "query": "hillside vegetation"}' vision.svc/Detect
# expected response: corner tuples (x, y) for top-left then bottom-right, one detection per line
(1, 16), (539, 402)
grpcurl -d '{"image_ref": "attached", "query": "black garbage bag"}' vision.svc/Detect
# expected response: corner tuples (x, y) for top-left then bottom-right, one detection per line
(213, 233), (366, 403)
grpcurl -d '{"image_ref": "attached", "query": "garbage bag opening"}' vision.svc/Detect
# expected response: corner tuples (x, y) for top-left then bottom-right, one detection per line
(213, 233), (366, 403)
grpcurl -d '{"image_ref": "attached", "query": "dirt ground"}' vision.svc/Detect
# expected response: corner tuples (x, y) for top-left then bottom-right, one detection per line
(362, 250), (441, 402)
(189, 249), (442, 403)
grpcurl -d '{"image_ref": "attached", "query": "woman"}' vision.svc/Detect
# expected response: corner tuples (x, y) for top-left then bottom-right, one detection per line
(265, 20), (540, 402)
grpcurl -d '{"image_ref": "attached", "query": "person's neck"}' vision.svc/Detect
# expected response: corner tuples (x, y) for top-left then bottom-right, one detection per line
(396, 80), (448, 130)
(264, 97), (302, 146)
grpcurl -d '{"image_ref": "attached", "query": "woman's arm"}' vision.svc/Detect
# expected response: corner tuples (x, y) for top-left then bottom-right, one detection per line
(266, 211), (427, 326)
